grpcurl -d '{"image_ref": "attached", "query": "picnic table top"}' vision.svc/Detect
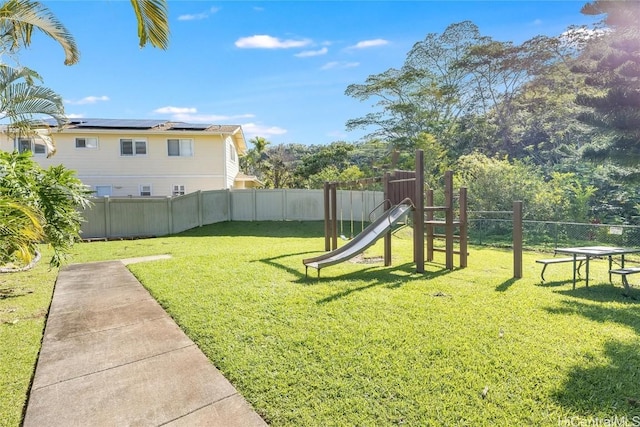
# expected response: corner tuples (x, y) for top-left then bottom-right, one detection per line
(554, 246), (640, 256)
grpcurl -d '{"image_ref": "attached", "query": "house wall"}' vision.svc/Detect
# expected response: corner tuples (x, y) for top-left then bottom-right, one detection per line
(225, 136), (240, 189)
(0, 128), (243, 197)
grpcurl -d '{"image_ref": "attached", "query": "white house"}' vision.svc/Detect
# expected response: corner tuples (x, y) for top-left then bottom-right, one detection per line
(0, 118), (261, 197)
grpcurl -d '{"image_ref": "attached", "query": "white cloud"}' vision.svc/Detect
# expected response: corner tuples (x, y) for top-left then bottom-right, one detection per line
(321, 61), (359, 70)
(532, 19), (543, 26)
(235, 35), (311, 49)
(153, 106), (255, 123)
(241, 122), (288, 138)
(348, 39), (389, 49)
(178, 7), (219, 21)
(65, 95), (109, 105)
(65, 113), (84, 119)
(154, 106), (198, 114)
(295, 47), (328, 58)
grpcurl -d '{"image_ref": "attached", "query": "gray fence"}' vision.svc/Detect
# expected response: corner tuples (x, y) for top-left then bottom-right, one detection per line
(83, 192), (640, 253)
(80, 189), (385, 239)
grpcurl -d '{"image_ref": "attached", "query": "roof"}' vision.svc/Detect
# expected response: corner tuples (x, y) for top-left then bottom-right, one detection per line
(42, 118), (247, 154)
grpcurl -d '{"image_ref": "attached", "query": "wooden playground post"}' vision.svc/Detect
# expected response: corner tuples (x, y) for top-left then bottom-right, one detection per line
(414, 150), (425, 273)
(383, 172), (392, 266)
(331, 184), (338, 250)
(425, 189), (434, 262)
(459, 187), (468, 268)
(513, 201), (523, 278)
(444, 170), (454, 270)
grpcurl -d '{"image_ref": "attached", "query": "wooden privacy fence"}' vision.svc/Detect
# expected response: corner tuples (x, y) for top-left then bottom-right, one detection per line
(80, 189), (384, 239)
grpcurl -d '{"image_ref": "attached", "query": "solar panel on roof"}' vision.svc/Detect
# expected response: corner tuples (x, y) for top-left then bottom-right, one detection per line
(75, 119), (166, 129)
(169, 122), (209, 130)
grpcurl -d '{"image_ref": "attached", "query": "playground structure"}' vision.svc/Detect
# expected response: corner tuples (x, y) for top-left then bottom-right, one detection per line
(304, 150), (468, 276)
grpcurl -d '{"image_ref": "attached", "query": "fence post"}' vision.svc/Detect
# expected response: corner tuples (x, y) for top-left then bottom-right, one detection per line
(513, 201), (523, 278)
(104, 196), (111, 238)
(252, 188), (257, 221)
(167, 197), (173, 235)
(197, 191), (203, 227)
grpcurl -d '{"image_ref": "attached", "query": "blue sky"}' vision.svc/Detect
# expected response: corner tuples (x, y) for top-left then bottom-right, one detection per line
(19, 1), (600, 146)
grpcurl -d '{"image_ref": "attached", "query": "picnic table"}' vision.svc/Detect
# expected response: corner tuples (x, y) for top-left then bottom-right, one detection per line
(553, 246), (640, 289)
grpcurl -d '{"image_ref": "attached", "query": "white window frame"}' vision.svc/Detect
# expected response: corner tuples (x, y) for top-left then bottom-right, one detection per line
(172, 184), (186, 196)
(139, 184), (152, 196)
(94, 185), (112, 197)
(16, 137), (47, 156)
(229, 143), (236, 162)
(167, 139), (193, 157)
(76, 137), (99, 149)
(120, 138), (147, 156)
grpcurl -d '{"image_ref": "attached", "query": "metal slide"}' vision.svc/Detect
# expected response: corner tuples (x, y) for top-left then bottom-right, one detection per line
(303, 201), (413, 277)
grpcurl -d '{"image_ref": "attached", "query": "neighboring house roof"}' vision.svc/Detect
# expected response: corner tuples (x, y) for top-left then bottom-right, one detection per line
(234, 173), (264, 188)
(42, 118), (247, 154)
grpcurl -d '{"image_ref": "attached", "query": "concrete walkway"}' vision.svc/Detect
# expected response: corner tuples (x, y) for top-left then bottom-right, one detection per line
(23, 260), (267, 426)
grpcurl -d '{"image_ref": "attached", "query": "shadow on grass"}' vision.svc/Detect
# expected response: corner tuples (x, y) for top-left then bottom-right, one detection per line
(545, 292), (640, 335)
(553, 340), (640, 417)
(315, 264), (453, 304)
(495, 277), (520, 292)
(554, 283), (640, 303)
(258, 250), (453, 303)
(0, 288), (34, 299)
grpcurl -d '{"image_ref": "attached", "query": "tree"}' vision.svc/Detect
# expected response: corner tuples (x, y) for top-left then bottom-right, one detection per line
(240, 136), (271, 181)
(0, 195), (44, 267)
(572, 0), (640, 173)
(262, 144), (297, 189)
(345, 21), (482, 153)
(0, 64), (65, 155)
(0, 151), (92, 267)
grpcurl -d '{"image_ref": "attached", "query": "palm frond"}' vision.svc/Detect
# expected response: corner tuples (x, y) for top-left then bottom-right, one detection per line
(0, 0), (79, 65)
(130, 0), (169, 50)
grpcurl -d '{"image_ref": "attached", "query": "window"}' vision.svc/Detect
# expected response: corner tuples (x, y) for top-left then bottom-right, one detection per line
(139, 185), (152, 196)
(76, 137), (98, 149)
(167, 139), (193, 157)
(16, 138), (46, 156)
(229, 144), (236, 162)
(120, 139), (147, 156)
(95, 186), (112, 197)
(172, 184), (186, 196)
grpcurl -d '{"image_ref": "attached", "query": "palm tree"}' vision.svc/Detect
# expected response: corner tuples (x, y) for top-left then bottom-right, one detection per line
(0, 64), (65, 154)
(241, 136), (271, 179)
(0, 195), (44, 268)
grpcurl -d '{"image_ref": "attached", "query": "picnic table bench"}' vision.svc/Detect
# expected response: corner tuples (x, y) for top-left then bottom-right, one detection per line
(536, 256), (587, 283)
(609, 267), (640, 295)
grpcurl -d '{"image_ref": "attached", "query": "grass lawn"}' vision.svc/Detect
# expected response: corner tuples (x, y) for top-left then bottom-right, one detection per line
(2, 221), (640, 426)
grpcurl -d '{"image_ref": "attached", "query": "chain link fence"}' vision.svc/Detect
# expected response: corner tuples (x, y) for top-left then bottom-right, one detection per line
(468, 212), (640, 262)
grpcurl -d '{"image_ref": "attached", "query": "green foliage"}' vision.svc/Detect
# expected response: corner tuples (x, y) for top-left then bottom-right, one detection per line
(0, 196), (44, 266)
(297, 141), (355, 179)
(573, 0), (640, 173)
(0, 151), (92, 267)
(455, 153), (597, 222)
